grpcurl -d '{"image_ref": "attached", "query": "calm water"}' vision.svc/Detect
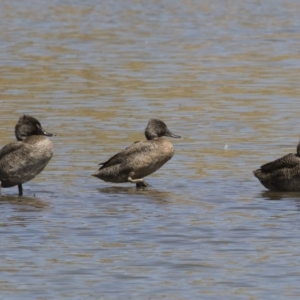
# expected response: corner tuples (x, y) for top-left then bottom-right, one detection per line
(1, 0), (300, 299)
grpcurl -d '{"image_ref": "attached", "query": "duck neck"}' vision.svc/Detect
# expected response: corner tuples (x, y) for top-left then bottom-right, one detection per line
(15, 127), (24, 141)
(145, 132), (158, 140)
(297, 142), (300, 156)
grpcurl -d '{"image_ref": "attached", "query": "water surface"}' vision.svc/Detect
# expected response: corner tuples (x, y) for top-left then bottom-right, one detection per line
(1, 0), (300, 299)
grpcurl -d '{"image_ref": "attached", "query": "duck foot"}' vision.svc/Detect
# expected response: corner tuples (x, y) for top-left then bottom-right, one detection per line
(136, 181), (148, 189)
(128, 176), (148, 188)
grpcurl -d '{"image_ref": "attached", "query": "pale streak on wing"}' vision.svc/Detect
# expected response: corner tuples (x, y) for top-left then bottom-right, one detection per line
(99, 141), (149, 170)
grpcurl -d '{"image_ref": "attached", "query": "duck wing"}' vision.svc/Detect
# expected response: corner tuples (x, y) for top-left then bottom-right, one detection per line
(0, 142), (23, 161)
(98, 141), (144, 170)
(259, 153), (300, 172)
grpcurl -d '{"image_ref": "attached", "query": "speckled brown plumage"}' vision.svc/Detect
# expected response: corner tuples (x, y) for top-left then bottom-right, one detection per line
(92, 119), (180, 187)
(253, 141), (300, 191)
(0, 115), (55, 196)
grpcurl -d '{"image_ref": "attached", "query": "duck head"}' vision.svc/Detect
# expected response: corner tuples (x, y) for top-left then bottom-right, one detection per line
(144, 119), (181, 140)
(15, 115), (55, 141)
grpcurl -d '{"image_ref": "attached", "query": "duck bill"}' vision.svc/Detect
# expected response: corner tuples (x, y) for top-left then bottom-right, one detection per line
(164, 129), (181, 138)
(36, 124), (56, 136)
(41, 128), (56, 137)
(42, 129), (56, 136)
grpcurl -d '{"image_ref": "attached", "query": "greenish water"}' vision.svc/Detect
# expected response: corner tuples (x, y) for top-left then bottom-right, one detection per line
(1, 0), (300, 299)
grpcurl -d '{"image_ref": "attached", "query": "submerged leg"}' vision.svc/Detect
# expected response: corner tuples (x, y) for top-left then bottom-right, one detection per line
(18, 184), (23, 196)
(128, 176), (148, 188)
(136, 181), (148, 188)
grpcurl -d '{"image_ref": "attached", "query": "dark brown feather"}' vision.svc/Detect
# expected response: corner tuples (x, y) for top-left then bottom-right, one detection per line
(260, 153), (300, 172)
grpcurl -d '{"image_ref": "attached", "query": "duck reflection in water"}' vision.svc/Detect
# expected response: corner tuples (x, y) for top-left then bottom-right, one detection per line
(0, 115), (55, 196)
(92, 119), (181, 188)
(0, 194), (48, 209)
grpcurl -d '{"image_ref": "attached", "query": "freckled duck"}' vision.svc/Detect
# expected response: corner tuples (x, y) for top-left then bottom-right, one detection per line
(253, 141), (300, 191)
(0, 115), (55, 196)
(92, 119), (181, 188)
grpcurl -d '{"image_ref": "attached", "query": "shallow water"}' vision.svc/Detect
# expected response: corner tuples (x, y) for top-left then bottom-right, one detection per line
(1, 0), (300, 299)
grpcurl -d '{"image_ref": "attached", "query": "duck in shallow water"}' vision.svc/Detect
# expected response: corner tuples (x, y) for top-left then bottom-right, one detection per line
(0, 115), (55, 196)
(253, 141), (300, 191)
(92, 119), (181, 188)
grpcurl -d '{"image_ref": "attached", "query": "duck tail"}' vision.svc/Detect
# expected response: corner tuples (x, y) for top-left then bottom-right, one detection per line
(253, 169), (263, 179)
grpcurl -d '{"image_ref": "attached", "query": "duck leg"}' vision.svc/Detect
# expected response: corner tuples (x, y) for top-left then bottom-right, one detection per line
(136, 181), (148, 188)
(0, 181), (1, 196)
(128, 176), (148, 188)
(18, 184), (23, 196)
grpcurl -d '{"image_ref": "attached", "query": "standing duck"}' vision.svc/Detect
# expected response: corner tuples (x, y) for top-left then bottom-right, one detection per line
(92, 119), (181, 188)
(253, 141), (300, 191)
(0, 115), (55, 196)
